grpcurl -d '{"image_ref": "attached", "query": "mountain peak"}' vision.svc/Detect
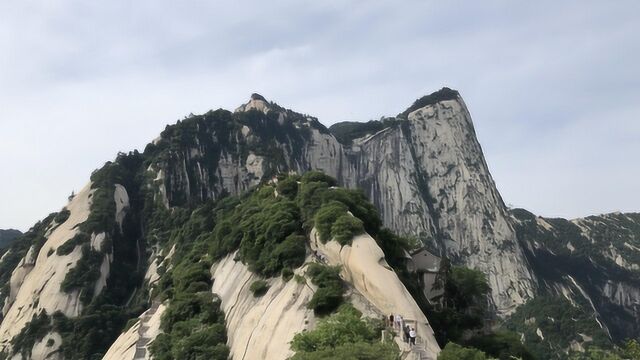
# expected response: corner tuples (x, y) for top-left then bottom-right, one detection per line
(250, 93), (267, 101)
(401, 87), (460, 116)
(235, 93), (271, 114)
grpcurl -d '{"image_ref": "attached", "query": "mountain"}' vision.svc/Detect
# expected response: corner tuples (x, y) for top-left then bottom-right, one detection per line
(0, 89), (637, 360)
(505, 210), (640, 358)
(147, 89), (535, 314)
(0, 230), (22, 249)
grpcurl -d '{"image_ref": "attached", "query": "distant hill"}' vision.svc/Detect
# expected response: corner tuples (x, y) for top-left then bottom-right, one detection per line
(0, 229), (22, 249)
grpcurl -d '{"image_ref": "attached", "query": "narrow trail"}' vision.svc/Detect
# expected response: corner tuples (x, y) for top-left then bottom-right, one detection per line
(133, 300), (160, 360)
(394, 319), (433, 360)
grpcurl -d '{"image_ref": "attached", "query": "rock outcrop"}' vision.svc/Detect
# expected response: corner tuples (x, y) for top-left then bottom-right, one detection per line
(311, 229), (441, 359)
(0, 183), (94, 353)
(148, 90), (536, 313)
(2, 89), (637, 359)
(0, 181), (130, 358)
(210, 253), (316, 360)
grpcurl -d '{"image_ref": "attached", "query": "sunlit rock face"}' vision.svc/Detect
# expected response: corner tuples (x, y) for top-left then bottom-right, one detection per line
(2, 89), (639, 360)
(147, 90), (536, 313)
(331, 97), (537, 314)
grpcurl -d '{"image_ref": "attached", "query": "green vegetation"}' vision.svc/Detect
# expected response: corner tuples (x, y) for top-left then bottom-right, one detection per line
(281, 267), (294, 281)
(438, 343), (490, 360)
(0, 229), (22, 250)
(10, 312), (51, 358)
(427, 261), (490, 344)
(0, 215), (55, 317)
(53, 209), (71, 225)
(37, 152), (149, 359)
(290, 304), (397, 360)
(622, 339), (640, 359)
(314, 201), (349, 242)
(401, 87), (460, 117)
(156, 171), (380, 284)
(306, 263), (345, 315)
(56, 232), (90, 256)
(7, 304), (147, 360)
(52, 305), (145, 360)
(209, 187), (306, 276)
(567, 340), (640, 360)
(294, 274), (307, 285)
(314, 200), (365, 245)
(150, 249), (229, 360)
(328, 117), (403, 145)
(300, 171), (338, 187)
(297, 172), (380, 240)
(60, 245), (104, 304)
(463, 332), (534, 360)
(512, 208), (640, 344)
(504, 296), (612, 359)
(331, 214), (364, 245)
(1, 106), (430, 360)
(512, 208), (640, 280)
(250, 280), (270, 297)
(276, 175), (300, 199)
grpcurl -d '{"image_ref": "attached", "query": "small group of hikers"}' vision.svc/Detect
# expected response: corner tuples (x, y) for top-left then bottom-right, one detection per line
(312, 250), (327, 263)
(389, 314), (417, 346)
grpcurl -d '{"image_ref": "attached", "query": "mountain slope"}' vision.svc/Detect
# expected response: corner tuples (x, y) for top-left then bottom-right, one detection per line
(0, 89), (637, 360)
(509, 209), (640, 353)
(146, 89), (536, 313)
(0, 230), (22, 250)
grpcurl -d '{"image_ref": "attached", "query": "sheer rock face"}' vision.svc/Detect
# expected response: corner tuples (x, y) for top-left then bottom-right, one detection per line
(150, 93), (536, 313)
(0, 182), (127, 358)
(400, 99), (536, 313)
(311, 229), (441, 359)
(0, 184), (94, 354)
(210, 252), (317, 360)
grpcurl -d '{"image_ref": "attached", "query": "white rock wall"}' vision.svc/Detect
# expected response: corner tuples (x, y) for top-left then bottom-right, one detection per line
(404, 99), (536, 313)
(0, 183), (94, 354)
(310, 229), (441, 360)
(210, 253), (316, 360)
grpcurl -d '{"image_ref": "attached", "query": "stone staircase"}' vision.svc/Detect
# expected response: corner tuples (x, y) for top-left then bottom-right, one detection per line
(133, 301), (161, 360)
(410, 336), (430, 360)
(391, 319), (435, 360)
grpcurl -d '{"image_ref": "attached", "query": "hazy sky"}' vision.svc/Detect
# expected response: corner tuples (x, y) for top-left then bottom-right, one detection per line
(1, 1), (639, 231)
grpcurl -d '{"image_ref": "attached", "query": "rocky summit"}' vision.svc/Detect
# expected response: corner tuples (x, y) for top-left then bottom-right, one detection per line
(0, 89), (638, 360)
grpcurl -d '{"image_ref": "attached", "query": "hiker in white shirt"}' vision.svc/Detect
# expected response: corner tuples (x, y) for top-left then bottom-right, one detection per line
(409, 328), (416, 346)
(394, 314), (403, 330)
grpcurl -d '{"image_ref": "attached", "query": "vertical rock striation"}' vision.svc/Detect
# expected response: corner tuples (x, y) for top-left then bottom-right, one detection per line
(145, 90), (536, 313)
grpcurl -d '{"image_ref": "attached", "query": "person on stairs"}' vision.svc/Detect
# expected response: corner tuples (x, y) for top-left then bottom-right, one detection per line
(394, 314), (403, 330)
(409, 327), (416, 346)
(403, 324), (410, 343)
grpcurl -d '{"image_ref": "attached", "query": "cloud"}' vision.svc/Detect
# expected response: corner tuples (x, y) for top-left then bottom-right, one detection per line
(1, 0), (639, 230)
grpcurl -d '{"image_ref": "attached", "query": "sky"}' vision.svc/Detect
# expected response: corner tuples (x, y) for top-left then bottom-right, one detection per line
(1, 1), (639, 231)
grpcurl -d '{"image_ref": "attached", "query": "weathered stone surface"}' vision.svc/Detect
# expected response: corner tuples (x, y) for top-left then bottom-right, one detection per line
(149, 93), (537, 313)
(210, 252), (316, 360)
(0, 183), (94, 354)
(311, 228), (441, 359)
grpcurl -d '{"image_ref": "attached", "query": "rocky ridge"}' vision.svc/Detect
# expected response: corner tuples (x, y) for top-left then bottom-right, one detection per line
(512, 209), (640, 344)
(0, 89), (637, 360)
(147, 90), (536, 313)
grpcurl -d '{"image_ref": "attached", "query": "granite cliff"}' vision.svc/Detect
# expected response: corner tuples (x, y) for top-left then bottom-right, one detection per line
(147, 90), (536, 314)
(0, 89), (637, 360)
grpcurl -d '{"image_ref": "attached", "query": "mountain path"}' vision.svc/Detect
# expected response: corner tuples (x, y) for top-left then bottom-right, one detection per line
(133, 300), (160, 360)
